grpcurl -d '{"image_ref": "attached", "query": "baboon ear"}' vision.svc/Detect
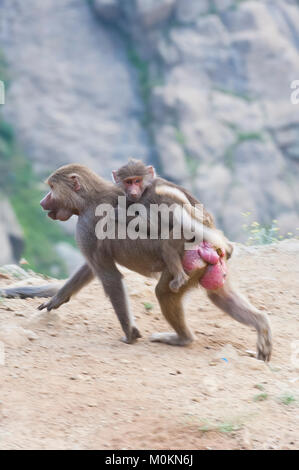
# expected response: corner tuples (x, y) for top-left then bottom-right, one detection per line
(69, 174), (81, 192)
(112, 170), (119, 184)
(147, 165), (156, 179)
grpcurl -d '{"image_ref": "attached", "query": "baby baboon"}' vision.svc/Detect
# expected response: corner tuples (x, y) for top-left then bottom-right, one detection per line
(112, 159), (231, 292)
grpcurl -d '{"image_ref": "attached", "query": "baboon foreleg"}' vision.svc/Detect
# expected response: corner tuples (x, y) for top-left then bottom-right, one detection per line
(151, 270), (194, 346)
(38, 263), (94, 311)
(206, 278), (272, 361)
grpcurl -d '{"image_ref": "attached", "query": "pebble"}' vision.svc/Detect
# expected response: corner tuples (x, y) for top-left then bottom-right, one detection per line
(246, 350), (256, 358)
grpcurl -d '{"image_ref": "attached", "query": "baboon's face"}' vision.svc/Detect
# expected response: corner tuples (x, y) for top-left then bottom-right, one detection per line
(40, 173), (80, 221)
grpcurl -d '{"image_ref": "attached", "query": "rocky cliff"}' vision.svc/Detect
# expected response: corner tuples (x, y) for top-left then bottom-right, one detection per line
(0, 0), (298, 268)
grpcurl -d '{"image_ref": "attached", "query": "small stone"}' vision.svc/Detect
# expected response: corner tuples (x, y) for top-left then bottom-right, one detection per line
(246, 350), (256, 358)
(25, 330), (38, 341)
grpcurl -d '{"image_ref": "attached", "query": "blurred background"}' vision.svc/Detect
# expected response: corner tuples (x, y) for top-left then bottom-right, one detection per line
(0, 0), (298, 278)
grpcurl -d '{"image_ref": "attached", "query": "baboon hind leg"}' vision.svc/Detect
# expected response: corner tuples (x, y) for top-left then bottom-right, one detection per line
(150, 270), (195, 346)
(206, 277), (272, 361)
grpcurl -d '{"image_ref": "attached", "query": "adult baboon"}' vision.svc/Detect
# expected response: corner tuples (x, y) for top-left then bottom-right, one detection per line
(2, 164), (272, 360)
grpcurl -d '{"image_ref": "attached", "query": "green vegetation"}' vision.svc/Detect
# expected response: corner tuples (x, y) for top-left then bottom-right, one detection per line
(253, 393), (268, 402)
(218, 422), (242, 433)
(0, 49), (76, 278)
(126, 45), (164, 175)
(236, 131), (264, 143)
(198, 419), (242, 434)
(174, 128), (186, 147)
(0, 119), (75, 278)
(279, 393), (296, 406)
(174, 127), (200, 184)
(127, 47), (163, 127)
(246, 221), (280, 245)
(242, 213), (299, 245)
(143, 302), (154, 311)
(184, 153), (199, 176)
(254, 384), (265, 391)
(242, 215), (287, 245)
(223, 130), (265, 171)
(234, 0), (250, 7)
(209, 0), (251, 14)
(128, 48), (151, 106)
(214, 86), (254, 103)
(0, 50), (9, 87)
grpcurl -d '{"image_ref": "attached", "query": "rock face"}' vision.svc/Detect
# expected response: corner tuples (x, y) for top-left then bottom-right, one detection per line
(0, 198), (24, 266)
(0, 0), (150, 178)
(0, 0), (299, 242)
(92, 0), (299, 239)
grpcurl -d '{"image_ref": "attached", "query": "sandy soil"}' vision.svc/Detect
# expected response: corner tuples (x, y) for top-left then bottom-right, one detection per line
(0, 240), (298, 450)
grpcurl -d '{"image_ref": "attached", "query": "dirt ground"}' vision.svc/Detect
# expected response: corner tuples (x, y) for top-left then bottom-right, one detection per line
(0, 240), (298, 450)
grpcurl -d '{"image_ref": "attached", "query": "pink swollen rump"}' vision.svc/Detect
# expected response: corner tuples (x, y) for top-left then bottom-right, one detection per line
(182, 248), (207, 272)
(182, 242), (227, 290)
(199, 258), (227, 289)
(197, 240), (220, 264)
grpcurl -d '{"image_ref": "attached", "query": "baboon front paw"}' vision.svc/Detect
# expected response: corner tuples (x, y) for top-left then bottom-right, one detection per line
(38, 295), (69, 312)
(257, 328), (272, 362)
(150, 332), (193, 346)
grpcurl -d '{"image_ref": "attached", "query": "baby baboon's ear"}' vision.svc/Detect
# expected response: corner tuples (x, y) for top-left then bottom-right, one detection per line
(146, 165), (156, 178)
(111, 170), (120, 184)
(69, 174), (81, 192)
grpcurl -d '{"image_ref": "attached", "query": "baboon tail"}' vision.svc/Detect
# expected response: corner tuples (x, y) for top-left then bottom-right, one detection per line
(0, 284), (61, 299)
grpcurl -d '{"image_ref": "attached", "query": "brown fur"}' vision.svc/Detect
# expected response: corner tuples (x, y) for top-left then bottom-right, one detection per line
(112, 160), (231, 292)
(2, 164), (272, 361)
(114, 159), (151, 181)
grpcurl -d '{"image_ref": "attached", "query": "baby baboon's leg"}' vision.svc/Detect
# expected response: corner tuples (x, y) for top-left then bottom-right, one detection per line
(206, 277), (272, 361)
(151, 270), (194, 346)
(162, 238), (189, 293)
